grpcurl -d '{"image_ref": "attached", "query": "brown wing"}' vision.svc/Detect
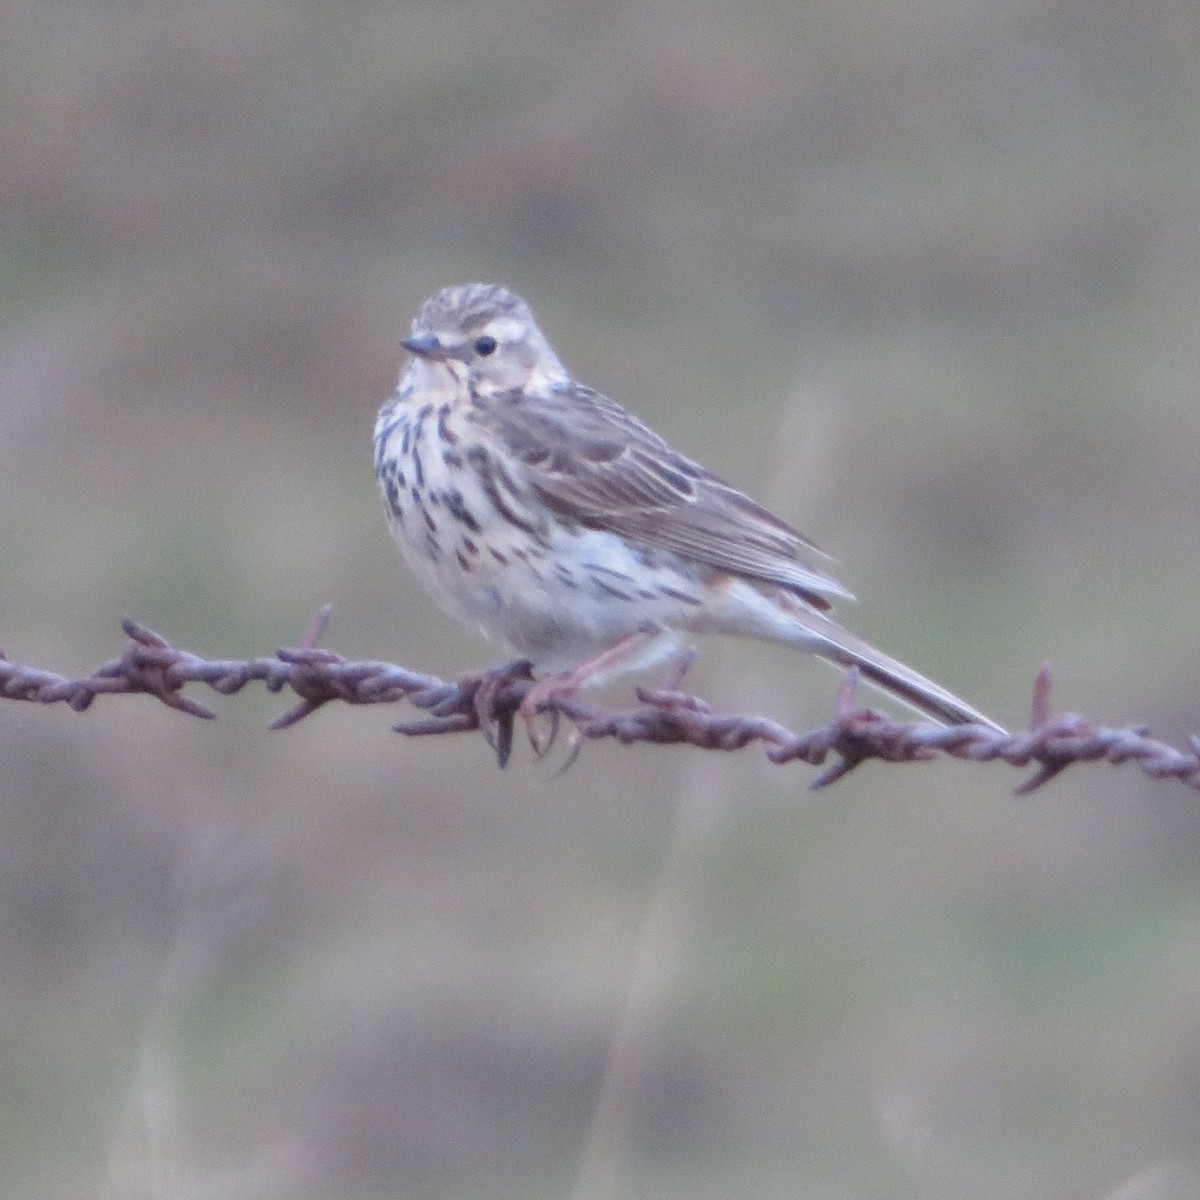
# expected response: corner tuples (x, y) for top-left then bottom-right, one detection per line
(473, 382), (853, 610)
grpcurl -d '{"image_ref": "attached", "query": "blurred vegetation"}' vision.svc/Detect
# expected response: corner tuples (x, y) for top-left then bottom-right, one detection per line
(2, 1), (1200, 1197)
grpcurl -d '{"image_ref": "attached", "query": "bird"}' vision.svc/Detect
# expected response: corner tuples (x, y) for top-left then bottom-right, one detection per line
(374, 283), (1003, 743)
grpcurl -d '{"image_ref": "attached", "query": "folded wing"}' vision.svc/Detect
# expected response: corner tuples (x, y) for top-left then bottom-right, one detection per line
(475, 383), (853, 612)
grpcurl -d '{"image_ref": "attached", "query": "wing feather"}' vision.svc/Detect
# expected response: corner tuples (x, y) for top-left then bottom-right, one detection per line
(473, 383), (853, 609)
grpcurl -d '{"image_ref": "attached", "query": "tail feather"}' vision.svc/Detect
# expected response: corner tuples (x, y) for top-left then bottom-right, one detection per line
(801, 616), (1004, 732)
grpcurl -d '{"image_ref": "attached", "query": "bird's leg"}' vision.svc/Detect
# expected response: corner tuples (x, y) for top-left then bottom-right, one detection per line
(469, 658), (534, 766)
(520, 630), (659, 756)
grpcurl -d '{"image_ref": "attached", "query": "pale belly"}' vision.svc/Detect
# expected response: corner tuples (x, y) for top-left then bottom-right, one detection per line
(374, 394), (707, 674)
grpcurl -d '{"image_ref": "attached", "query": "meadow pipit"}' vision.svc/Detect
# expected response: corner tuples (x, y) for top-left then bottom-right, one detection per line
(374, 283), (1002, 738)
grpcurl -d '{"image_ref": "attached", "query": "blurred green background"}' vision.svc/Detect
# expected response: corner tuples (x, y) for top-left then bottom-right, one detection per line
(2, 2), (1200, 1197)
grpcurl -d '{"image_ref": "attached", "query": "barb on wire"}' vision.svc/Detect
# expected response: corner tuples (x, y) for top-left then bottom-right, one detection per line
(1, 614), (1198, 794)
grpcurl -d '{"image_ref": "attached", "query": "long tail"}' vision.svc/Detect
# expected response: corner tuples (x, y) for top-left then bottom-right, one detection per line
(792, 609), (1005, 732)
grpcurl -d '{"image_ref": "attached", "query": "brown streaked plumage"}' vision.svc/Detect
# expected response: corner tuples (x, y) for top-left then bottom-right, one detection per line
(374, 283), (1004, 734)
(471, 380), (847, 613)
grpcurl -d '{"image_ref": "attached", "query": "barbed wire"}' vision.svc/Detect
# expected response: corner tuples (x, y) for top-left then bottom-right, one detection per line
(2, 610), (1197, 793)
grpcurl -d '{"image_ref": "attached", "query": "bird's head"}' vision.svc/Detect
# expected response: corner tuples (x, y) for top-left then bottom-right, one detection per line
(402, 283), (568, 397)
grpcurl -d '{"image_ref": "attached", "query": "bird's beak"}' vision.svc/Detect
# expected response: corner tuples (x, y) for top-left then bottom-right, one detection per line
(402, 333), (445, 360)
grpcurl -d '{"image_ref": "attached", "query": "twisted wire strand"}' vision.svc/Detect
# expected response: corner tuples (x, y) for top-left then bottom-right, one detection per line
(2, 613), (1197, 793)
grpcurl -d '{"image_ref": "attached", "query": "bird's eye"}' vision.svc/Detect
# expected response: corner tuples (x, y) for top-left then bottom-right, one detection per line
(473, 335), (498, 357)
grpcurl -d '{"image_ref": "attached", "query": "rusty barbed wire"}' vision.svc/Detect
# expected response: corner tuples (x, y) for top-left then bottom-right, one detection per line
(1, 612), (1198, 793)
